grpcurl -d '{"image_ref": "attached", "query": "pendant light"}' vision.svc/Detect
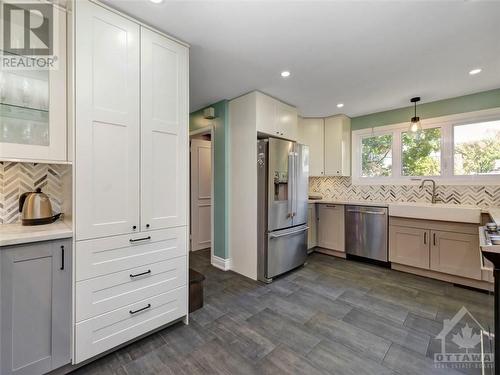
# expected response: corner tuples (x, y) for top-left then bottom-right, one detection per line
(409, 97), (423, 136)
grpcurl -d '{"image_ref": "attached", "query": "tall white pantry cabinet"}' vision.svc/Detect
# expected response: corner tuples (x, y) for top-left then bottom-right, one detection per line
(73, 1), (189, 363)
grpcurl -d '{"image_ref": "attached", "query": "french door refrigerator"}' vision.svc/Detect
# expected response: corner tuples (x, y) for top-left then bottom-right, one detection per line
(257, 138), (309, 283)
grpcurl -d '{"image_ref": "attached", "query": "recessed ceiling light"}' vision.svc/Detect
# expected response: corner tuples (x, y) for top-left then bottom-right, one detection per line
(150, 0), (163, 3)
(281, 71), (290, 78)
(469, 68), (482, 75)
(337, 103), (344, 108)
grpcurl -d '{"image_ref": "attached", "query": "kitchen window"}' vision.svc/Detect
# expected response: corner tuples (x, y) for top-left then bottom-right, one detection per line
(401, 127), (441, 177)
(453, 120), (500, 176)
(352, 109), (500, 184)
(361, 134), (393, 177)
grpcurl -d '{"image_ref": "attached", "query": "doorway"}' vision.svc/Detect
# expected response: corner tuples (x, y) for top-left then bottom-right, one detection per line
(190, 127), (213, 253)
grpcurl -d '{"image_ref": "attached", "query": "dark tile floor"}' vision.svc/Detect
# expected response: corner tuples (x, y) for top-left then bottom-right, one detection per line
(73, 250), (495, 375)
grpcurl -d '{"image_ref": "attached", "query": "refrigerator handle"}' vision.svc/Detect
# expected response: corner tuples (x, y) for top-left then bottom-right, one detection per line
(288, 152), (294, 218)
(293, 150), (299, 217)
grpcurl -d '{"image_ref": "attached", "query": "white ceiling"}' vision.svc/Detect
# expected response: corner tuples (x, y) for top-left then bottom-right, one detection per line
(103, 0), (500, 117)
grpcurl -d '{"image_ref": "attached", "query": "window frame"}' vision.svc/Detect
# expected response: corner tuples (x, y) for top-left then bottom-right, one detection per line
(352, 108), (500, 185)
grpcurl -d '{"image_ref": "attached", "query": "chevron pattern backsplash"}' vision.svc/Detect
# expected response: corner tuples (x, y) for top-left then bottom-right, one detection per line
(0, 162), (68, 224)
(310, 176), (500, 208)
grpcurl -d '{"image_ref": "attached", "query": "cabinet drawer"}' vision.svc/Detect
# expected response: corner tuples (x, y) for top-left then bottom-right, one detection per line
(76, 227), (187, 281)
(76, 256), (186, 322)
(75, 286), (187, 363)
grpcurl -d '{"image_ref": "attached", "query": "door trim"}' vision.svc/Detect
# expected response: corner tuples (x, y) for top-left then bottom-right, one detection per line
(189, 126), (214, 263)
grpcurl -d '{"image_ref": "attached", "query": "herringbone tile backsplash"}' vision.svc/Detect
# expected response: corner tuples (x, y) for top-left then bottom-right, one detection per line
(310, 177), (500, 208)
(0, 162), (68, 224)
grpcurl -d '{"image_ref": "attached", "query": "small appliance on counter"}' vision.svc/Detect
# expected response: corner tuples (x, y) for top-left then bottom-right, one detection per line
(19, 188), (62, 225)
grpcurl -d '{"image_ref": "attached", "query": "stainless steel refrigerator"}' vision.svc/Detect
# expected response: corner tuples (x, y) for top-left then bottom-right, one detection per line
(257, 138), (309, 283)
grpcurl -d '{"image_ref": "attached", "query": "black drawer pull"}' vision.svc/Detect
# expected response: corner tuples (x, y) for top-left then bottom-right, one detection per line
(129, 304), (151, 315)
(129, 236), (151, 243)
(130, 270), (152, 278)
(60, 245), (65, 270)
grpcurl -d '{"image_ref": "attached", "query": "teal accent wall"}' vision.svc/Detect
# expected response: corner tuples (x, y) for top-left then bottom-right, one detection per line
(352, 88), (500, 130)
(190, 100), (229, 259)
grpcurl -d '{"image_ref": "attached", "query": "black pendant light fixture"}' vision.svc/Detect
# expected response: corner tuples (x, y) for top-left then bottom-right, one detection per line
(409, 97), (423, 135)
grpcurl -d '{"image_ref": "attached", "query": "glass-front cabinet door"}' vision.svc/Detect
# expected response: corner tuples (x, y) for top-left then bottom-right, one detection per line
(0, 5), (67, 162)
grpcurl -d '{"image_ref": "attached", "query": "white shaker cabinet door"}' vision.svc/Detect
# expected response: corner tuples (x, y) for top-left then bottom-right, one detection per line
(140, 27), (188, 231)
(75, 1), (140, 240)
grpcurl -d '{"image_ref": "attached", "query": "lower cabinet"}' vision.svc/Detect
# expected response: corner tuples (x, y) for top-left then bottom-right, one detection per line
(430, 230), (481, 280)
(74, 227), (188, 363)
(307, 204), (317, 250)
(389, 218), (482, 281)
(389, 226), (430, 269)
(0, 239), (72, 375)
(317, 204), (345, 252)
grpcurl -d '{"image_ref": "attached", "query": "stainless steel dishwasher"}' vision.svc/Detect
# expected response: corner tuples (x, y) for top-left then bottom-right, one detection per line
(345, 205), (388, 262)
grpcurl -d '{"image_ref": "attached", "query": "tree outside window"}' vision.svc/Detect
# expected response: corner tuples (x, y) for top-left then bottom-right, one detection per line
(361, 134), (392, 177)
(401, 128), (441, 176)
(454, 121), (500, 175)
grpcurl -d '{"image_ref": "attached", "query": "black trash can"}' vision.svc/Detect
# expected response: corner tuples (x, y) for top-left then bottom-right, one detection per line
(189, 269), (205, 313)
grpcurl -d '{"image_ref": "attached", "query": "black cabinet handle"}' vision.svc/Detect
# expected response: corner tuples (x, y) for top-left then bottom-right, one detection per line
(60, 245), (65, 270)
(433, 233), (436, 246)
(146, 224), (150, 228)
(130, 269), (151, 278)
(129, 304), (151, 315)
(423, 232), (427, 245)
(129, 236), (151, 243)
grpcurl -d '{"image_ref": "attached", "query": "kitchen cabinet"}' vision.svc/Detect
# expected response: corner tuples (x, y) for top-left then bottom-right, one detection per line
(389, 217), (482, 281)
(75, 2), (140, 240)
(297, 115), (351, 176)
(0, 6), (67, 163)
(0, 239), (72, 375)
(324, 115), (351, 176)
(74, 0), (189, 364)
(317, 204), (345, 252)
(140, 27), (188, 231)
(298, 118), (324, 176)
(389, 226), (430, 269)
(430, 231), (481, 280)
(307, 204), (317, 250)
(256, 92), (298, 140)
(75, 2), (188, 239)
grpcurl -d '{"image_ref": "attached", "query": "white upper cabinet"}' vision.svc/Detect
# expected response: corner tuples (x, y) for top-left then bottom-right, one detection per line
(324, 115), (351, 176)
(298, 114), (351, 176)
(298, 117), (325, 176)
(140, 27), (188, 231)
(255, 92), (298, 140)
(75, 1), (140, 240)
(0, 6), (67, 163)
(276, 100), (298, 140)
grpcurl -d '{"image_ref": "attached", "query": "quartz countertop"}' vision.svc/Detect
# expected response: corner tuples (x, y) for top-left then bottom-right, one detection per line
(0, 221), (73, 247)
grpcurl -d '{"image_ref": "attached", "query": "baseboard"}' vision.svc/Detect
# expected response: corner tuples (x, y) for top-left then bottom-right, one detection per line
(211, 255), (232, 271)
(314, 247), (347, 258)
(392, 263), (494, 292)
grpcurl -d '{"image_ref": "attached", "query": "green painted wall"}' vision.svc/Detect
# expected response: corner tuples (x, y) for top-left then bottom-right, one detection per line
(190, 100), (229, 259)
(352, 88), (500, 130)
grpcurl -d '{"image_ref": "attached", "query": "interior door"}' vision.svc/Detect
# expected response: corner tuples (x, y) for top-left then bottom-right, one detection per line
(75, 1), (140, 240)
(140, 27), (188, 231)
(267, 138), (294, 231)
(190, 139), (212, 251)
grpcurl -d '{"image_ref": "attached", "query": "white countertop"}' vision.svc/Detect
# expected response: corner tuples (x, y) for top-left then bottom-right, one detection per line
(309, 199), (488, 224)
(0, 221), (73, 247)
(309, 199), (389, 207)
